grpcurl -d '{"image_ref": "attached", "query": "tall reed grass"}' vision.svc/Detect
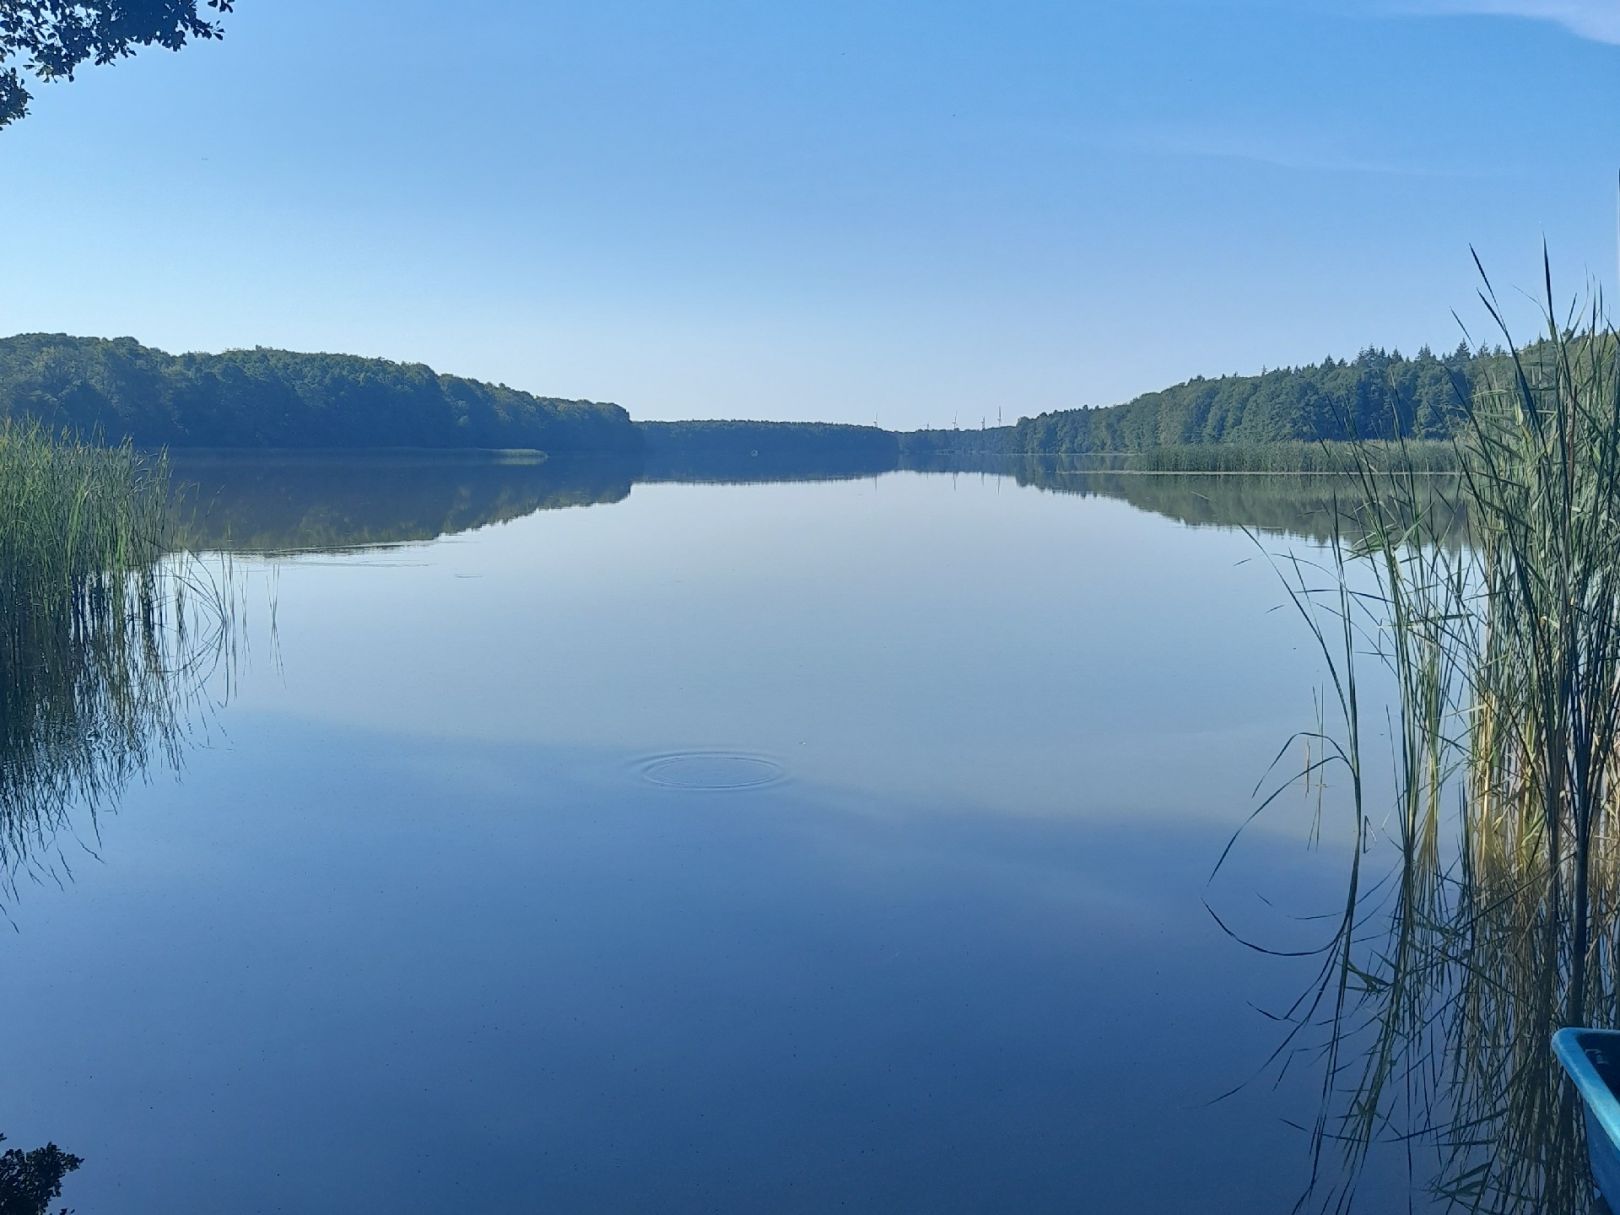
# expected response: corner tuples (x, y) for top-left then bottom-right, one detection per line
(1128, 439), (1461, 474)
(0, 422), (235, 908)
(1224, 257), (1620, 1213)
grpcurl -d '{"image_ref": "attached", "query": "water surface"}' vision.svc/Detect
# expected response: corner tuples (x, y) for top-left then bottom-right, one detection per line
(2, 458), (1414, 1212)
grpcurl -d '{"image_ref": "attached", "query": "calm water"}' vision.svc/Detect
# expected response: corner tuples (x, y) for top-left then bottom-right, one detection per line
(4, 458), (1418, 1213)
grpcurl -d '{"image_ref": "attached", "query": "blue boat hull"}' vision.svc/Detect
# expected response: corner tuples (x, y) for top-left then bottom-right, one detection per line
(1554, 1027), (1620, 1210)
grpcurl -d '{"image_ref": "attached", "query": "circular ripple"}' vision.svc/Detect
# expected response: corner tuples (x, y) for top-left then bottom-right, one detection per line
(637, 751), (787, 792)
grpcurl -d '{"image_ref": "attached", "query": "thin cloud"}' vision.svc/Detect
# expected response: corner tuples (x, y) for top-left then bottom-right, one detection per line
(1397, 1), (1620, 45)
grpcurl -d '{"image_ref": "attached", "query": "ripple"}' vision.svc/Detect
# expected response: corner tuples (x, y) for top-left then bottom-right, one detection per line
(636, 750), (787, 792)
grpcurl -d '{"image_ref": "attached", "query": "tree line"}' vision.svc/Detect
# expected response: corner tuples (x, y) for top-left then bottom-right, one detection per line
(0, 334), (639, 454)
(638, 420), (899, 480)
(0, 333), (1549, 467)
(1012, 344), (1500, 454)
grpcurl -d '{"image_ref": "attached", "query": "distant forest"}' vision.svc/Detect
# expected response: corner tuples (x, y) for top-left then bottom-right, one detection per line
(896, 427), (1018, 458)
(741, 345), (1514, 462)
(638, 420), (897, 480)
(1011, 344), (1498, 455)
(0, 332), (1530, 466)
(0, 334), (638, 453)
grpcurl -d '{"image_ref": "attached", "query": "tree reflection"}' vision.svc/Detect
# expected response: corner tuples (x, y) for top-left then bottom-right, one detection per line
(170, 451), (636, 554)
(907, 453), (1469, 545)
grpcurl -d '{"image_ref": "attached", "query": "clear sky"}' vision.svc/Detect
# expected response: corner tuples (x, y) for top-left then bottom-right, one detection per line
(3, 0), (1620, 427)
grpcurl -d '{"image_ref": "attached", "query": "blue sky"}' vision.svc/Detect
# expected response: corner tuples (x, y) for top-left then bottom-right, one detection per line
(3, 0), (1619, 426)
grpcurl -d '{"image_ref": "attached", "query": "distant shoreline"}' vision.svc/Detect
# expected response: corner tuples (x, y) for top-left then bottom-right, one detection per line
(163, 446), (550, 463)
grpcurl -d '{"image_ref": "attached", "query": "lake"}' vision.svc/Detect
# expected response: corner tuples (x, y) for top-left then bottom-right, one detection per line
(2, 455), (1435, 1213)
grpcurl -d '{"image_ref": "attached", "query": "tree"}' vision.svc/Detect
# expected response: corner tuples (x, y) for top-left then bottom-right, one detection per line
(0, 1134), (81, 1215)
(0, 0), (231, 129)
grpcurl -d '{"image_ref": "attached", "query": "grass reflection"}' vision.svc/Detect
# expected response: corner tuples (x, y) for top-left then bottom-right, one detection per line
(0, 424), (237, 909)
(1227, 265), (1620, 1213)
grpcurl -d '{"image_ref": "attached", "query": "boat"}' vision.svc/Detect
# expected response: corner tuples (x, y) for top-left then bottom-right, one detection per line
(1554, 1027), (1620, 1210)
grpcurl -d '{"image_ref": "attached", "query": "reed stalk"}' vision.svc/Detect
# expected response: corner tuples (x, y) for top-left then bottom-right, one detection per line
(1224, 255), (1620, 1212)
(0, 421), (235, 908)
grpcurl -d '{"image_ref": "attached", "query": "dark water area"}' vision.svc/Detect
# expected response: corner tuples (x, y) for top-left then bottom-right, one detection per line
(2, 454), (1454, 1212)
(166, 449), (1400, 553)
(169, 451), (635, 553)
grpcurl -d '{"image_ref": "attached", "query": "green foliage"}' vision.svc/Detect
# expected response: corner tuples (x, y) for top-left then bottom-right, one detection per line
(0, 423), (232, 907)
(1229, 270), (1620, 1212)
(0, 0), (230, 128)
(0, 429), (217, 1215)
(0, 1132), (81, 1215)
(0, 334), (639, 454)
(0, 419), (169, 617)
(895, 426), (1019, 458)
(1015, 343), (1495, 454)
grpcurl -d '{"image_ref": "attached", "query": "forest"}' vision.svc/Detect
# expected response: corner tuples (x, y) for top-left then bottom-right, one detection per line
(0, 334), (639, 454)
(637, 420), (899, 480)
(895, 426), (1018, 458)
(0, 333), (1534, 469)
(1011, 343), (1496, 454)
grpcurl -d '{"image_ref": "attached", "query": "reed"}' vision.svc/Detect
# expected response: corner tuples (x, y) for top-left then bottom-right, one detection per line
(0, 422), (234, 908)
(1127, 439), (1462, 474)
(1225, 256), (1620, 1212)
